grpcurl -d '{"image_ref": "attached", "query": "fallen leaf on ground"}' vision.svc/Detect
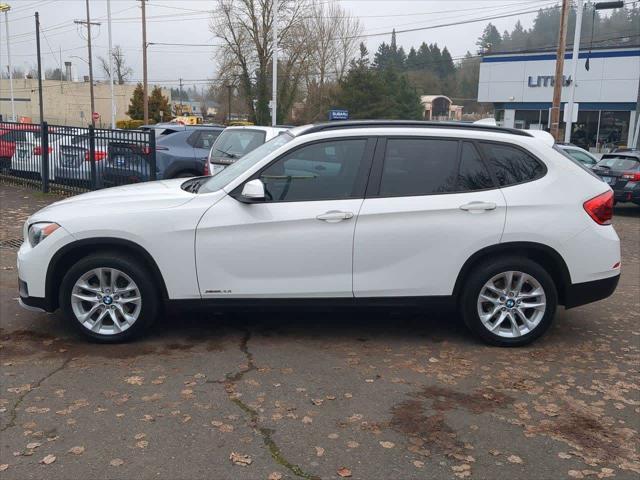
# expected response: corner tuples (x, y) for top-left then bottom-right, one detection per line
(315, 446), (325, 457)
(134, 433), (146, 440)
(568, 471), (584, 479)
(328, 433), (339, 439)
(302, 416), (313, 424)
(0, 464), (8, 471)
(413, 460), (424, 468)
(337, 467), (352, 477)
(229, 452), (252, 466)
(347, 441), (359, 448)
(489, 449), (500, 456)
(344, 393), (353, 398)
(68, 446), (85, 455)
(268, 472), (283, 480)
(380, 441), (395, 449)
(110, 458), (124, 467)
(507, 455), (523, 464)
(26, 442), (41, 450)
(125, 376), (144, 386)
(558, 452), (572, 459)
(39, 454), (56, 465)
(136, 440), (149, 449)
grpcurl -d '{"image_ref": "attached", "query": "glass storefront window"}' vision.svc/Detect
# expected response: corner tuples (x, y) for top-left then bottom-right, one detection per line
(597, 111), (630, 151)
(569, 110), (599, 150)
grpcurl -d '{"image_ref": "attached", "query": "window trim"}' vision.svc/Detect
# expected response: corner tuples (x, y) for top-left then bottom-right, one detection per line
(230, 137), (377, 204)
(475, 139), (547, 189)
(366, 136), (500, 199)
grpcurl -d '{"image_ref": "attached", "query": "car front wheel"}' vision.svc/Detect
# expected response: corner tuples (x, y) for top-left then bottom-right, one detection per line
(60, 253), (159, 342)
(461, 257), (557, 347)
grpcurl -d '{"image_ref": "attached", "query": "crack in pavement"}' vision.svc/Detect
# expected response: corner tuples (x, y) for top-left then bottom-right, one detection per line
(222, 328), (320, 480)
(1, 356), (72, 433)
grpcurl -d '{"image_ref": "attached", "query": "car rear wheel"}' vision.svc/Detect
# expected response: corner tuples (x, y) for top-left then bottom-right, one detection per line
(60, 252), (159, 342)
(461, 257), (557, 347)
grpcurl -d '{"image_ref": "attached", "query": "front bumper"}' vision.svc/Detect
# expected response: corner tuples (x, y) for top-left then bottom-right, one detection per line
(564, 273), (620, 308)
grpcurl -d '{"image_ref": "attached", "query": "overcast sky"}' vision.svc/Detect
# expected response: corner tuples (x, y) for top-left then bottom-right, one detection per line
(3, 0), (562, 89)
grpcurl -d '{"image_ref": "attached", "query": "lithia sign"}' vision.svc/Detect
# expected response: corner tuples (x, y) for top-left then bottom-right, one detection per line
(528, 75), (572, 87)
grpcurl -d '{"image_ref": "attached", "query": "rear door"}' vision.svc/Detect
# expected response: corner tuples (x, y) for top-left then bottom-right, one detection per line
(353, 137), (506, 297)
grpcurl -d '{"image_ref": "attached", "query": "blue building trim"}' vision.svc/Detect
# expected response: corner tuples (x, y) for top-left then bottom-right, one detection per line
(493, 102), (636, 111)
(482, 49), (640, 63)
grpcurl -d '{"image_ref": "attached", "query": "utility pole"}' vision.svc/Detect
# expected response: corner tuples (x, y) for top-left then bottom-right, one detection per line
(35, 11), (44, 123)
(140, 0), (148, 124)
(179, 77), (183, 115)
(74, 1), (100, 127)
(107, 0), (115, 128)
(0, 3), (16, 121)
(271, 0), (278, 126)
(227, 84), (232, 124)
(564, 0), (584, 143)
(550, 0), (570, 142)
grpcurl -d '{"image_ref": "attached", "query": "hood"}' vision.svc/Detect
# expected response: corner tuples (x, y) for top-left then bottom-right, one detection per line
(32, 179), (196, 222)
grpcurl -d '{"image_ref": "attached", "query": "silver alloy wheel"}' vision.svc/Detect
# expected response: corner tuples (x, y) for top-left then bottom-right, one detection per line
(476, 270), (546, 338)
(71, 267), (142, 335)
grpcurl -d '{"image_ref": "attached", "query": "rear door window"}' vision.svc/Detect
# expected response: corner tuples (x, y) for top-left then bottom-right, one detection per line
(479, 142), (544, 186)
(458, 142), (494, 191)
(379, 138), (459, 196)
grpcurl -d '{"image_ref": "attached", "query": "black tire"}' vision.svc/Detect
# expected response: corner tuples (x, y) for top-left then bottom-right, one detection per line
(59, 252), (159, 343)
(460, 256), (557, 347)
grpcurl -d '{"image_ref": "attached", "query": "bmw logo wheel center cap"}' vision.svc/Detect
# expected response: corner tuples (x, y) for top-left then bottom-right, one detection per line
(506, 299), (516, 308)
(103, 295), (113, 305)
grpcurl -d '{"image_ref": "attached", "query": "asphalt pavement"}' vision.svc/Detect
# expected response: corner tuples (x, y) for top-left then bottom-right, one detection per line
(0, 182), (638, 480)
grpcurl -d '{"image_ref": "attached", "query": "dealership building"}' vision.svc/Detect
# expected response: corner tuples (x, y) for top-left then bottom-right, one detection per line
(478, 45), (639, 151)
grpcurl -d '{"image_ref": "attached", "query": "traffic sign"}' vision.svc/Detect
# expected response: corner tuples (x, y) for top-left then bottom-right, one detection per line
(92, 112), (100, 121)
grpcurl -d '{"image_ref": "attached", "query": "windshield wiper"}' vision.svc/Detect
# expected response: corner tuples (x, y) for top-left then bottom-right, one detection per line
(214, 148), (238, 159)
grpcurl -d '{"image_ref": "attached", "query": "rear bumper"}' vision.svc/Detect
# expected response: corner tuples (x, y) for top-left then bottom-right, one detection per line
(564, 273), (620, 309)
(613, 186), (640, 204)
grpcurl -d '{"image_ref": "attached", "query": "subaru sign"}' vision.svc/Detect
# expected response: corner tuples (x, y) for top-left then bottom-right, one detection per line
(328, 109), (349, 121)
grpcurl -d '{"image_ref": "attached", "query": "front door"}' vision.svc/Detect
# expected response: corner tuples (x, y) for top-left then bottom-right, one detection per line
(354, 138), (507, 297)
(195, 137), (375, 298)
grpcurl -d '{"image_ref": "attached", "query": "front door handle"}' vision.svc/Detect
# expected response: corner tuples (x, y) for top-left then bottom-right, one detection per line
(459, 201), (497, 212)
(316, 210), (354, 223)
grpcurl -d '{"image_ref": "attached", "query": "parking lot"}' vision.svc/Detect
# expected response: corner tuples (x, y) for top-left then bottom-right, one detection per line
(0, 182), (638, 480)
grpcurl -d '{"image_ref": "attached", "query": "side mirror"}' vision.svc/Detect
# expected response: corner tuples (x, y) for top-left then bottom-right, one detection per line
(241, 179), (265, 201)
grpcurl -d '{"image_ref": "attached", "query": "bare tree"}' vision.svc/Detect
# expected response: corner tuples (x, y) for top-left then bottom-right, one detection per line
(300, 0), (362, 121)
(210, 0), (310, 125)
(99, 45), (133, 85)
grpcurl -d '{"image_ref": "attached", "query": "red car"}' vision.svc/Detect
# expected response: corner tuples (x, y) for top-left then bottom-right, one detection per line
(0, 124), (41, 171)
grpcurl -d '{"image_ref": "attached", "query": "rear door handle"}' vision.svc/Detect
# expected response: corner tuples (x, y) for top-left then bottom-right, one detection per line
(459, 201), (497, 212)
(316, 210), (354, 223)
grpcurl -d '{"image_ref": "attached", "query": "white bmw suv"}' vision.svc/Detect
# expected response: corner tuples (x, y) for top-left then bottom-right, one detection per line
(17, 121), (620, 346)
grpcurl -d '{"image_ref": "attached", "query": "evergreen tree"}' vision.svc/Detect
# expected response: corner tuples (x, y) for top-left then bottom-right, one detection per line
(148, 86), (171, 123)
(406, 47), (419, 70)
(127, 83), (145, 120)
(476, 23), (502, 53)
(416, 42), (431, 71)
(439, 47), (455, 78)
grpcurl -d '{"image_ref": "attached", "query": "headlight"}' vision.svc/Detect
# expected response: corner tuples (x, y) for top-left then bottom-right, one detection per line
(27, 222), (60, 248)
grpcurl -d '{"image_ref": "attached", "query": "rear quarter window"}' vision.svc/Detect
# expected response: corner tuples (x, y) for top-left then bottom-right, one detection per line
(479, 142), (544, 186)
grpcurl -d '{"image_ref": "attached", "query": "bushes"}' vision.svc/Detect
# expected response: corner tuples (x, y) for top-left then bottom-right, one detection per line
(116, 119), (148, 129)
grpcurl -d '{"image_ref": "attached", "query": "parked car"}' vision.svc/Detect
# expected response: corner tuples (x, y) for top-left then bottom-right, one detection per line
(53, 130), (144, 188)
(555, 143), (599, 168)
(102, 125), (224, 186)
(10, 130), (68, 180)
(18, 121), (620, 346)
(0, 125), (39, 171)
(592, 151), (640, 205)
(205, 126), (287, 175)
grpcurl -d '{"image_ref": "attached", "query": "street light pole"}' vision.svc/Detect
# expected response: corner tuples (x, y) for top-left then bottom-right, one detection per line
(0, 3), (16, 121)
(141, 0), (149, 124)
(271, 0), (278, 126)
(107, 0), (115, 128)
(564, 0), (584, 144)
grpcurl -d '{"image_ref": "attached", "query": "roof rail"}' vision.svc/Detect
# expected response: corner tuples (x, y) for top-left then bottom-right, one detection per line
(297, 120), (533, 137)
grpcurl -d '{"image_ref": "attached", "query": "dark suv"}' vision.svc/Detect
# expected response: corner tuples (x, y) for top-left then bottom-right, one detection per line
(102, 125), (224, 186)
(592, 151), (640, 205)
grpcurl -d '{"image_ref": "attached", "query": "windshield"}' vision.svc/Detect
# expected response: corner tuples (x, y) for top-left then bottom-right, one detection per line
(553, 145), (601, 179)
(210, 129), (267, 163)
(198, 132), (293, 194)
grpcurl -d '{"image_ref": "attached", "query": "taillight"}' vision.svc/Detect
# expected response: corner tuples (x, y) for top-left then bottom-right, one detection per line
(583, 190), (613, 225)
(33, 146), (52, 155)
(621, 171), (640, 181)
(203, 161), (210, 176)
(84, 150), (107, 162)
